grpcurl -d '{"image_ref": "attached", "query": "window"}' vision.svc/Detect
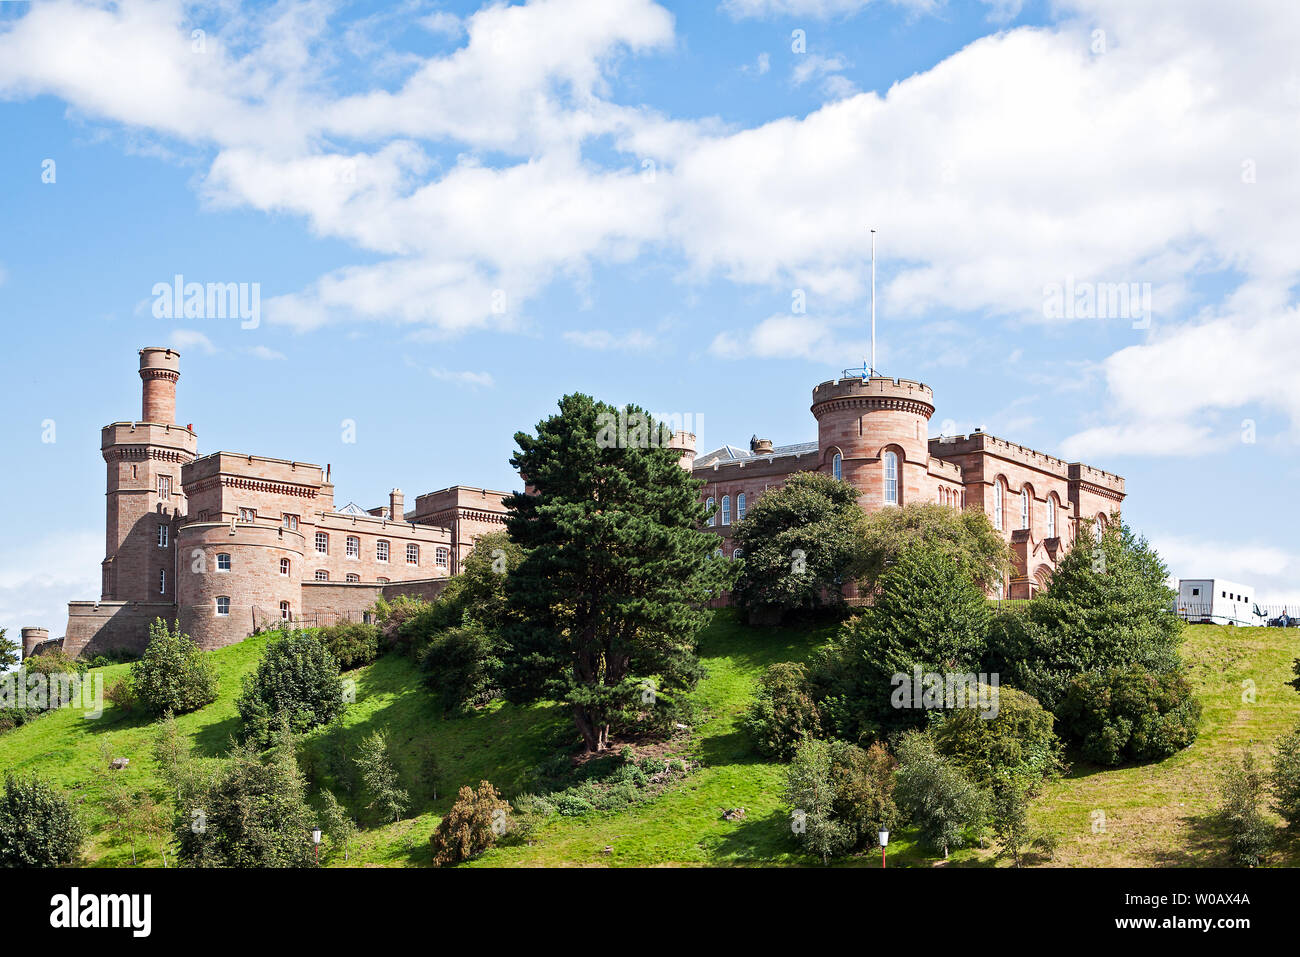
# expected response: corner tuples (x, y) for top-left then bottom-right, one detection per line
(239, 507), (256, 524)
(732, 548), (744, 559)
(406, 543), (419, 566)
(706, 497), (715, 525)
(1191, 587), (1200, 596)
(377, 540), (390, 563)
(281, 513), (299, 531)
(883, 451), (898, 505)
(157, 523), (168, 547)
(159, 569), (166, 594)
(435, 547), (450, 568)
(316, 532), (329, 554)
(737, 493), (747, 521)
(216, 553), (231, 572)
(315, 570), (329, 581)
(721, 495), (731, 525)
(280, 558), (290, 577)
(832, 452), (842, 481)
(1020, 489), (1030, 530)
(993, 481), (1004, 530)
(346, 536), (360, 559)
(1046, 495), (1057, 537)
(378, 577), (389, 584)
(346, 574), (360, 583)
(215, 596), (230, 616)
(158, 475), (171, 499)
(279, 601), (290, 620)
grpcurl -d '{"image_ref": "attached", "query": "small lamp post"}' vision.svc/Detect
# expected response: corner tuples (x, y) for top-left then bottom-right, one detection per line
(878, 829), (889, 869)
(312, 829), (322, 865)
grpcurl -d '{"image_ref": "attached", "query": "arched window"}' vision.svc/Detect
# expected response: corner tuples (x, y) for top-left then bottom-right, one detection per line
(279, 601), (291, 620)
(721, 495), (731, 525)
(315, 570), (329, 581)
(215, 596), (230, 617)
(1046, 495), (1057, 537)
(883, 451), (898, 505)
(832, 452), (842, 481)
(280, 558), (291, 577)
(1020, 489), (1030, 530)
(993, 480), (1004, 530)
(732, 547), (744, 559)
(737, 493), (747, 521)
(706, 497), (716, 526)
(346, 573), (360, 583)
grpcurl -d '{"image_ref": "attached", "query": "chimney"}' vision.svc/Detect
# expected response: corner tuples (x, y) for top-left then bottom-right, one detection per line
(750, 435), (774, 454)
(390, 488), (405, 521)
(139, 347), (180, 424)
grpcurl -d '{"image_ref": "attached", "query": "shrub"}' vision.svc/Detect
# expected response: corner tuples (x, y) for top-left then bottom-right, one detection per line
(745, 662), (822, 760)
(856, 502), (1012, 594)
(371, 594), (434, 657)
(21, 648), (86, 676)
(237, 630), (345, 746)
(130, 619), (218, 716)
(1218, 750), (1275, 867)
(420, 622), (504, 711)
(893, 730), (990, 858)
(0, 773), (84, 867)
(316, 621), (379, 670)
(432, 780), (511, 866)
(1269, 724), (1300, 831)
(105, 676), (138, 713)
(1055, 664), (1200, 765)
(783, 737), (897, 862)
(931, 684), (1065, 790)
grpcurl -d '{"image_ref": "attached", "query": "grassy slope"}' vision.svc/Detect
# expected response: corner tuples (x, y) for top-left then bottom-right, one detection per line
(1, 617), (1297, 867)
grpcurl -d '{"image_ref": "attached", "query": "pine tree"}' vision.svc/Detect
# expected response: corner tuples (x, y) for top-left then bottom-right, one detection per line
(0, 628), (19, 672)
(502, 394), (733, 751)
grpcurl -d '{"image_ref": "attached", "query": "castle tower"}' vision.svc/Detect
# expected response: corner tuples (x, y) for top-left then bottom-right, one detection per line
(21, 627), (50, 659)
(811, 376), (935, 511)
(668, 431), (697, 471)
(100, 348), (199, 602)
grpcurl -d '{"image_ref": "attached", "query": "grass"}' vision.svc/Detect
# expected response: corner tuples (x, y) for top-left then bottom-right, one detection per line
(2, 615), (1298, 867)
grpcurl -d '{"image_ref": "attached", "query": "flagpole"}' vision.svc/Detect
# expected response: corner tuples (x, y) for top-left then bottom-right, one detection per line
(870, 228), (876, 376)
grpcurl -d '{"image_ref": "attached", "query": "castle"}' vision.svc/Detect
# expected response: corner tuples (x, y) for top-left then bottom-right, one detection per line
(36, 349), (1123, 660)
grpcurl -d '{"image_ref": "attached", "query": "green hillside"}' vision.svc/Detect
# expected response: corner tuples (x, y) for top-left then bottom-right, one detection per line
(2, 615), (1298, 867)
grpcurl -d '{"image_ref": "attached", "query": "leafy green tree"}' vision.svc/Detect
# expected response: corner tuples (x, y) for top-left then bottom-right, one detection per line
(856, 502), (1012, 594)
(421, 623), (504, 712)
(316, 621), (379, 670)
(931, 684), (1065, 791)
(987, 519), (1184, 713)
(744, 661), (823, 759)
(0, 628), (19, 672)
(893, 731), (990, 859)
(501, 394), (732, 751)
(237, 630), (345, 746)
(1218, 749), (1275, 867)
(442, 530), (526, 630)
(1269, 724), (1300, 832)
(1056, 664), (1200, 765)
(128, 619), (219, 716)
(731, 471), (867, 621)
(432, 780), (511, 866)
(317, 789), (357, 862)
(991, 782), (1033, 867)
(783, 738), (897, 862)
(355, 730), (409, 824)
(813, 545), (991, 740)
(0, 773), (84, 867)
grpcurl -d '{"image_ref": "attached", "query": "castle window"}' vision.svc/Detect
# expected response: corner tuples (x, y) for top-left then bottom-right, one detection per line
(282, 513), (299, 531)
(883, 451), (898, 505)
(721, 496), (731, 525)
(832, 453), (842, 481)
(280, 558), (290, 577)
(376, 540), (390, 563)
(1046, 495), (1057, 537)
(216, 553), (231, 572)
(378, 577), (390, 584)
(315, 570), (329, 581)
(215, 596), (230, 616)
(737, 493), (746, 521)
(280, 601), (291, 620)
(406, 543), (419, 566)
(993, 481), (1004, 530)
(239, 508), (256, 524)
(157, 523), (169, 547)
(158, 475), (171, 499)
(346, 536), (360, 559)
(1020, 489), (1030, 530)
(733, 548), (744, 559)
(159, 569), (166, 594)
(316, 532), (329, 554)
(346, 574), (360, 583)
(435, 547), (450, 568)
(706, 497), (716, 525)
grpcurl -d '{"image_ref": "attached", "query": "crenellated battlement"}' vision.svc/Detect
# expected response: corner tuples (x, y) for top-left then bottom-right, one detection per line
(811, 376), (935, 419)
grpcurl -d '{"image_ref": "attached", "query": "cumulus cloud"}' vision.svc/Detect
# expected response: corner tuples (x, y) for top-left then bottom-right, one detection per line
(168, 329), (217, 353)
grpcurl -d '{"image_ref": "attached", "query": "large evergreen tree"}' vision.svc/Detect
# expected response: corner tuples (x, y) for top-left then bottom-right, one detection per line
(856, 502), (1012, 594)
(501, 394), (732, 752)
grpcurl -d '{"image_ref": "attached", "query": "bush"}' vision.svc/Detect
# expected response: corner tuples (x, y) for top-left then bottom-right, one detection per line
(105, 676), (138, 713)
(856, 502), (1012, 594)
(1218, 750), (1275, 867)
(1055, 664), (1200, 766)
(21, 648), (86, 676)
(893, 731), (990, 858)
(931, 684), (1065, 790)
(420, 623), (504, 711)
(432, 780), (511, 866)
(236, 630), (345, 746)
(371, 594), (435, 657)
(744, 662), (822, 760)
(783, 737), (897, 862)
(1269, 724), (1300, 831)
(130, 619), (218, 716)
(316, 621), (379, 670)
(0, 773), (84, 867)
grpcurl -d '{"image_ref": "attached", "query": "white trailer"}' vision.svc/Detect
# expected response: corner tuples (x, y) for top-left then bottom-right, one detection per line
(1177, 579), (1266, 626)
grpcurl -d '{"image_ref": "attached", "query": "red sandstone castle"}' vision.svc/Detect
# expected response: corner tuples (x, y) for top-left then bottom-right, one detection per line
(46, 349), (1123, 660)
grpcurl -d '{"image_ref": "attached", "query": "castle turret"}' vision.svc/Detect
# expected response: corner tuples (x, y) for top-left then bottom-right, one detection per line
(811, 376), (934, 510)
(21, 627), (50, 659)
(139, 347), (180, 424)
(668, 431), (697, 471)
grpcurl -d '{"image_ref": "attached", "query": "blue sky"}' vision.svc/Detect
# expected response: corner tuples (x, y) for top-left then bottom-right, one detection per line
(3, 0), (1300, 643)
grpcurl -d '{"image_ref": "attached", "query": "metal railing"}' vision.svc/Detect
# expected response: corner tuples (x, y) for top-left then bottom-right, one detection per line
(1173, 602), (1299, 627)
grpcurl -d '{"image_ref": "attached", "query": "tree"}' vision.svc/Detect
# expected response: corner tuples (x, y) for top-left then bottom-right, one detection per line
(421, 623), (505, 712)
(0, 773), (84, 867)
(1218, 749), (1275, 867)
(237, 630), (345, 746)
(317, 790), (357, 862)
(893, 731), (990, 859)
(991, 782), (1033, 867)
(744, 662), (822, 760)
(501, 394), (732, 752)
(783, 737), (897, 863)
(432, 780), (511, 866)
(987, 519), (1184, 713)
(441, 530), (526, 631)
(1056, 664), (1200, 765)
(731, 471), (867, 621)
(1269, 724), (1300, 832)
(355, 730), (409, 824)
(931, 685), (1065, 791)
(856, 502), (1012, 594)
(129, 619), (218, 716)
(813, 544), (991, 740)
(0, 628), (19, 672)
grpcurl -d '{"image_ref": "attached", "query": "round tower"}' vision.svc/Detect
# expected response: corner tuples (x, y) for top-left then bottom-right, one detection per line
(667, 430), (697, 471)
(21, 626), (50, 659)
(139, 347), (181, 424)
(811, 375), (934, 511)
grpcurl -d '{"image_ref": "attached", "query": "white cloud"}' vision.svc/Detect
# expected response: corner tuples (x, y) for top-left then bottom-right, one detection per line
(563, 329), (659, 351)
(1152, 534), (1300, 606)
(709, 313), (869, 365)
(248, 345), (286, 360)
(169, 329), (217, 354)
(722, 0), (937, 19)
(0, 531), (100, 643)
(430, 368), (495, 388)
